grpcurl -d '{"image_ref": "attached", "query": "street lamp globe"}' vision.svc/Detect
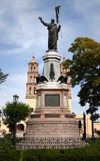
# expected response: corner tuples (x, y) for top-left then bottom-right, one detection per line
(13, 95), (19, 103)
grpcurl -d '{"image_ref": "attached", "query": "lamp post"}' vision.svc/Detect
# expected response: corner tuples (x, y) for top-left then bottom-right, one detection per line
(91, 114), (94, 140)
(12, 94), (19, 146)
(83, 112), (86, 140)
(78, 120), (82, 137)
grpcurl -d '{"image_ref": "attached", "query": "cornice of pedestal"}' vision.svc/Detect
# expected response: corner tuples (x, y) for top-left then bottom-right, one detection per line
(42, 50), (61, 61)
(37, 81), (68, 90)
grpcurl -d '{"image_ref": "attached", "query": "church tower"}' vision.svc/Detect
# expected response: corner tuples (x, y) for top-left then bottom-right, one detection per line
(60, 57), (72, 112)
(26, 56), (39, 112)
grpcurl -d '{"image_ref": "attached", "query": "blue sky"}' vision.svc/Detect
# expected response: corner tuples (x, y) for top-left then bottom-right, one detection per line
(0, 0), (100, 115)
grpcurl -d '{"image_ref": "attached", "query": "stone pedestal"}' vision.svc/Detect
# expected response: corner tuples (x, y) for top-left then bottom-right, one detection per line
(35, 86), (69, 114)
(42, 50), (61, 81)
(17, 50), (85, 149)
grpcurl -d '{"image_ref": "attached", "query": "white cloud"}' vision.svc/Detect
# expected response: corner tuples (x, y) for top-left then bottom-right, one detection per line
(74, 0), (100, 12)
(0, 0), (99, 57)
(73, 0), (100, 41)
(0, 0), (48, 55)
(1, 0), (100, 48)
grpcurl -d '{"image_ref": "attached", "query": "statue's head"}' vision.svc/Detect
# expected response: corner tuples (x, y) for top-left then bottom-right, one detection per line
(51, 19), (55, 24)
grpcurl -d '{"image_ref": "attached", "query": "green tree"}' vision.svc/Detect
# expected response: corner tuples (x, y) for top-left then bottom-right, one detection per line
(3, 102), (31, 134)
(63, 37), (100, 107)
(0, 68), (8, 85)
(63, 37), (100, 138)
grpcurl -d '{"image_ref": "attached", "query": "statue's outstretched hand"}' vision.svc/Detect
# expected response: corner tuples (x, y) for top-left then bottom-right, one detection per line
(39, 17), (42, 21)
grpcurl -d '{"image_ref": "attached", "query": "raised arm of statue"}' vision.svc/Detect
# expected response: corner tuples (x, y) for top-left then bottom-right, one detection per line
(39, 17), (49, 27)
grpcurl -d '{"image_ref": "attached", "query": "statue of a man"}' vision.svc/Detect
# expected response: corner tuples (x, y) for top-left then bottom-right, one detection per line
(39, 17), (61, 50)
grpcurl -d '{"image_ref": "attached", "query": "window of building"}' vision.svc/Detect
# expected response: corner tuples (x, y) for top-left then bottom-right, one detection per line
(31, 66), (33, 72)
(30, 108), (34, 113)
(34, 66), (36, 71)
(34, 87), (37, 94)
(29, 87), (32, 95)
(30, 76), (32, 83)
(17, 124), (24, 131)
(33, 76), (36, 83)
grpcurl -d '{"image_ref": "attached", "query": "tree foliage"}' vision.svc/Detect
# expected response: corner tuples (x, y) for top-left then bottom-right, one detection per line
(3, 102), (31, 131)
(0, 68), (8, 85)
(63, 37), (100, 107)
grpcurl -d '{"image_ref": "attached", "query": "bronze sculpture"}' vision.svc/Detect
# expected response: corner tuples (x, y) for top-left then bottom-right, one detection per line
(39, 17), (61, 50)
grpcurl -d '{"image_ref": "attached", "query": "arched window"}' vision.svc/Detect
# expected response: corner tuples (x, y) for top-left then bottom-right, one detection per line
(34, 87), (37, 94)
(30, 76), (32, 83)
(30, 108), (34, 112)
(33, 76), (36, 83)
(17, 124), (24, 131)
(29, 87), (32, 95)
(34, 66), (36, 71)
(31, 66), (32, 72)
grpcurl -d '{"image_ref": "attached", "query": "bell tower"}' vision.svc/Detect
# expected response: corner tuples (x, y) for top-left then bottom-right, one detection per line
(26, 56), (39, 112)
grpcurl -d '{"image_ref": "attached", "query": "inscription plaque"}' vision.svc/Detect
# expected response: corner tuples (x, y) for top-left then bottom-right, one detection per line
(45, 114), (60, 118)
(45, 94), (60, 106)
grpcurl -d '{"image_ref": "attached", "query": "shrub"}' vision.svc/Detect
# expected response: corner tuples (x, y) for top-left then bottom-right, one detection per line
(23, 150), (39, 161)
(0, 138), (14, 149)
(22, 147), (100, 161)
(0, 149), (21, 161)
(0, 138), (100, 161)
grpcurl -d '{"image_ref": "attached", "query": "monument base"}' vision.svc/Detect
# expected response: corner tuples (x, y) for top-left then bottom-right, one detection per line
(24, 86), (79, 138)
(19, 49), (86, 149)
(17, 85), (86, 149)
(25, 113), (79, 138)
(17, 137), (85, 150)
(17, 113), (86, 149)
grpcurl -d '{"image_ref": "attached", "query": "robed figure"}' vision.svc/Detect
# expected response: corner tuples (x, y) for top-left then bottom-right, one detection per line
(39, 17), (61, 50)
